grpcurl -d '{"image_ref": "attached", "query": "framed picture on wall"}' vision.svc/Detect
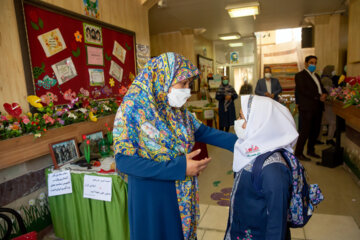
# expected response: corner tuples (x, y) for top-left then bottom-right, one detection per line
(197, 54), (214, 92)
(49, 138), (80, 169)
(83, 23), (103, 46)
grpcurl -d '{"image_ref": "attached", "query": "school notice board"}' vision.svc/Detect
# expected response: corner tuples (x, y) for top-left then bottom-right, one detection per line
(20, 0), (136, 105)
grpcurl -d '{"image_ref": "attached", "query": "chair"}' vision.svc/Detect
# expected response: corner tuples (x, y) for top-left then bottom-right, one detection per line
(0, 208), (37, 240)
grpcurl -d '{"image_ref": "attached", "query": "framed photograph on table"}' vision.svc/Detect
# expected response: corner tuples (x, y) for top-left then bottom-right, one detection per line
(197, 54), (214, 93)
(49, 138), (80, 169)
(85, 130), (104, 143)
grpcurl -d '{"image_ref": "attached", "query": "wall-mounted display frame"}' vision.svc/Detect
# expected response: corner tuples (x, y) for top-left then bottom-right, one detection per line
(14, 0), (136, 106)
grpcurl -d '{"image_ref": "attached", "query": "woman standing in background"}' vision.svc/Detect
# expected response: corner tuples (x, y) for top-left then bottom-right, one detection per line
(216, 76), (238, 132)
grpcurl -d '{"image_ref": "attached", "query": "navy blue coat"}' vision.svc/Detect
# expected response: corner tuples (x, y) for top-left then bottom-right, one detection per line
(255, 78), (282, 101)
(216, 88), (238, 129)
(116, 124), (237, 240)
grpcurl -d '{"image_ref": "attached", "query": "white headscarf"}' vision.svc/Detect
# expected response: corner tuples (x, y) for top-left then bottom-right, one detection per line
(233, 95), (299, 172)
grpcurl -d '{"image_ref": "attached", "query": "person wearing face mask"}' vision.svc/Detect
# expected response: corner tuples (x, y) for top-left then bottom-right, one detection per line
(294, 55), (327, 161)
(255, 66), (282, 101)
(216, 76), (238, 132)
(225, 95), (298, 240)
(113, 53), (237, 240)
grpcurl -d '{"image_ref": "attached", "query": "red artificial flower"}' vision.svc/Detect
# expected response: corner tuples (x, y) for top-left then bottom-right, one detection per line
(93, 161), (101, 167)
(119, 86), (128, 95)
(105, 123), (108, 127)
(29, 10), (38, 22)
(3, 103), (22, 117)
(107, 127), (111, 131)
(86, 139), (90, 145)
(82, 99), (90, 108)
(82, 134), (87, 140)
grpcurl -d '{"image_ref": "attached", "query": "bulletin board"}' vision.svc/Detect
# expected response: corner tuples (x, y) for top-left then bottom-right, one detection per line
(197, 54), (214, 92)
(17, 0), (136, 105)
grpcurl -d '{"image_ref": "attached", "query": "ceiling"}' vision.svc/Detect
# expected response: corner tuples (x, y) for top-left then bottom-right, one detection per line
(149, 0), (347, 41)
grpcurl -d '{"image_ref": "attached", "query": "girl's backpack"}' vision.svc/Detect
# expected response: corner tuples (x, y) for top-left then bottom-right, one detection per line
(251, 148), (324, 228)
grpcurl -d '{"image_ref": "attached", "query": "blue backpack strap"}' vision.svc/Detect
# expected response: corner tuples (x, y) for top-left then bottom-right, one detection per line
(251, 149), (279, 192)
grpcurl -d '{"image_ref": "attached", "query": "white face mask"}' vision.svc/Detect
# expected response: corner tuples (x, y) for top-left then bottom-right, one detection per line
(265, 73), (272, 79)
(167, 88), (191, 108)
(234, 119), (246, 139)
(331, 70), (336, 76)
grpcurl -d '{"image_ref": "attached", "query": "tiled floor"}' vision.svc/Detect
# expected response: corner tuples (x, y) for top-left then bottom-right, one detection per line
(197, 204), (360, 240)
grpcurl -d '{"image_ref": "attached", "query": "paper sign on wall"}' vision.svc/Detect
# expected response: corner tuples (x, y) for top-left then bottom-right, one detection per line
(83, 175), (112, 202)
(48, 170), (72, 197)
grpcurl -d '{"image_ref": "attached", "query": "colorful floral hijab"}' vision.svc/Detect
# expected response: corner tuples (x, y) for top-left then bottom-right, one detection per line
(113, 52), (201, 239)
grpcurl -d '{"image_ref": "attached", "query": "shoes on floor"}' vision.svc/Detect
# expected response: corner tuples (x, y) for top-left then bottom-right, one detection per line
(295, 154), (311, 161)
(315, 140), (324, 145)
(326, 139), (336, 146)
(307, 152), (321, 159)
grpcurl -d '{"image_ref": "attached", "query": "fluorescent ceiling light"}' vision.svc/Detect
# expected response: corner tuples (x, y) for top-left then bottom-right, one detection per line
(229, 42), (244, 47)
(219, 33), (241, 40)
(226, 2), (259, 18)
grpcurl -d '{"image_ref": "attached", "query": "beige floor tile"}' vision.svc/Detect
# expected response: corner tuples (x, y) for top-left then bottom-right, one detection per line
(202, 230), (225, 240)
(304, 213), (360, 240)
(198, 205), (229, 231)
(290, 227), (305, 239)
(197, 229), (205, 240)
(199, 204), (209, 223)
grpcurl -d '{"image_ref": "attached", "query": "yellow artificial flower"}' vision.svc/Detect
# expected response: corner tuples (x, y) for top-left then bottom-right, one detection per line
(27, 112), (32, 117)
(338, 75), (345, 85)
(27, 95), (43, 108)
(89, 112), (98, 122)
(109, 78), (115, 87)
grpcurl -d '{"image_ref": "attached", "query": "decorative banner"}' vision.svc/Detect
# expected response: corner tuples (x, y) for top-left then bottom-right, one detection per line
(109, 60), (123, 82)
(38, 28), (67, 57)
(86, 45), (104, 66)
(112, 41), (126, 63)
(48, 170), (73, 197)
(51, 57), (78, 85)
(88, 68), (105, 86)
(83, 0), (99, 19)
(230, 51), (239, 64)
(83, 23), (103, 46)
(83, 175), (112, 202)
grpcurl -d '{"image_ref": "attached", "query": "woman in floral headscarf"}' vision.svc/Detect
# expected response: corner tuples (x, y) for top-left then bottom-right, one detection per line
(113, 52), (237, 240)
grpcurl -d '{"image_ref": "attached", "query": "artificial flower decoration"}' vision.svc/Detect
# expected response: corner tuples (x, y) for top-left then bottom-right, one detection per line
(102, 86), (112, 96)
(40, 92), (58, 105)
(74, 31), (82, 42)
(63, 89), (77, 101)
(3, 103), (22, 117)
(119, 86), (128, 95)
(27, 95), (43, 108)
(80, 88), (90, 97)
(89, 112), (98, 122)
(43, 114), (55, 125)
(109, 78), (115, 87)
(21, 115), (30, 125)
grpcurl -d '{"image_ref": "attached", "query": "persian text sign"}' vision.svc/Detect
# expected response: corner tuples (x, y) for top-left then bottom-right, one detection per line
(48, 170), (72, 197)
(83, 175), (112, 201)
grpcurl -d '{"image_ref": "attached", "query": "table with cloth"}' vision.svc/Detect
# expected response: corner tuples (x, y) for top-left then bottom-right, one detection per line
(46, 158), (129, 240)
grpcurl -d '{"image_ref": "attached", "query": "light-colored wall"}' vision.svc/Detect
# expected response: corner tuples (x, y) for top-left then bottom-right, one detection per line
(343, 0), (360, 172)
(347, 0), (360, 76)
(314, 13), (347, 74)
(194, 35), (214, 60)
(0, 0), (151, 113)
(150, 31), (196, 64)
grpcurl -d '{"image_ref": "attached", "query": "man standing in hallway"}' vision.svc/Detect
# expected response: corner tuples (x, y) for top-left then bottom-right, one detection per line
(295, 55), (327, 161)
(255, 66), (282, 101)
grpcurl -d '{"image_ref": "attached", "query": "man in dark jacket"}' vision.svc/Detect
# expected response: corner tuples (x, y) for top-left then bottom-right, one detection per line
(255, 66), (282, 101)
(294, 55), (327, 161)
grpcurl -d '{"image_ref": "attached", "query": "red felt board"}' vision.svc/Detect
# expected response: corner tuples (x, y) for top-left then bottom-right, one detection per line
(22, 1), (136, 105)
